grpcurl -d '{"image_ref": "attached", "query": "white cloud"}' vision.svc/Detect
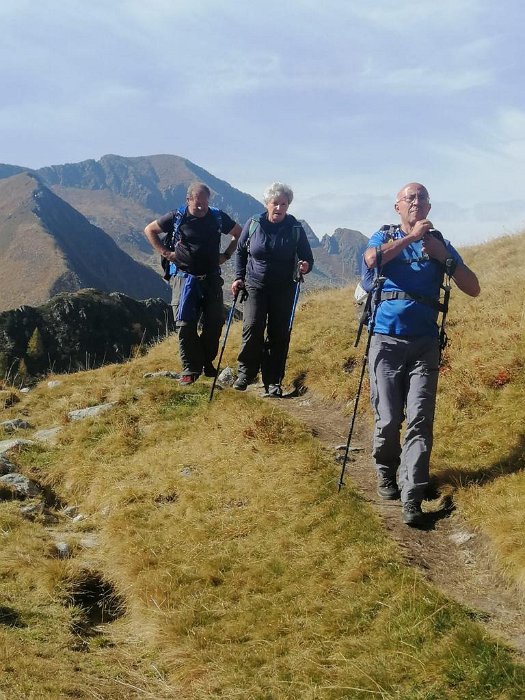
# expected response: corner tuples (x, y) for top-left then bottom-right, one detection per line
(362, 65), (491, 94)
(348, 0), (482, 30)
(0, 0), (524, 245)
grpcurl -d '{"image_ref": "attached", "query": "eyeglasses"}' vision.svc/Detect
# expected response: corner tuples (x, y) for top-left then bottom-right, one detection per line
(396, 194), (430, 204)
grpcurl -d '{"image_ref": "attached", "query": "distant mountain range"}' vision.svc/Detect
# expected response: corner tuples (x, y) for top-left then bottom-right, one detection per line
(0, 154), (368, 312)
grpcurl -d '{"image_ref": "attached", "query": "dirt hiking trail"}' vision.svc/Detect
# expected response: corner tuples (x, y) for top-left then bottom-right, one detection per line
(244, 383), (525, 660)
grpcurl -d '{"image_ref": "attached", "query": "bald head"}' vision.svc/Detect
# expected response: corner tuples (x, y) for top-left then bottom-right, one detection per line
(394, 182), (432, 232)
(396, 183), (429, 203)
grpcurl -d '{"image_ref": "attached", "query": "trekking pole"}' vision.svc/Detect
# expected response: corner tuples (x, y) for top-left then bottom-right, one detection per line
(337, 275), (385, 491)
(438, 281), (450, 366)
(289, 269), (303, 333)
(209, 289), (243, 402)
(277, 266), (304, 387)
(354, 291), (372, 348)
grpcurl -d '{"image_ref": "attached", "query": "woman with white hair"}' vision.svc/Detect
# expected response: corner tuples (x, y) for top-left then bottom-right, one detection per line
(231, 182), (314, 397)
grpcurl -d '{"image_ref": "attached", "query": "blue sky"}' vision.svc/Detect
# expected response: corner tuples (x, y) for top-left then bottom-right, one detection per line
(1, 0), (524, 245)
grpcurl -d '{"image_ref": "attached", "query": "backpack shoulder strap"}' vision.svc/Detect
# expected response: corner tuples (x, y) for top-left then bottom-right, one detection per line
(379, 223), (399, 242)
(292, 222), (302, 246)
(246, 216), (262, 253)
(172, 206), (186, 238)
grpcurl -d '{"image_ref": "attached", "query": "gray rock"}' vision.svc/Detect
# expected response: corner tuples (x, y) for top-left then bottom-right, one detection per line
(54, 541), (71, 558)
(20, 503), (58, 524)
(79, 535), (99, 549)
(335, 444), (364, 452)
(449, 530), (475, 546)
(0, 455), (17, 475)
(0, 473), (42, 498)
(218, 366), (234, 385)
(47, 380), (62, 388)
(0, 289), (174, 381)
(1, 418), (32, 432)
(34, 427), (62, 444)
(20, 502), (45, 519)
(68, 402), (116, 421)
(0, 438), (35, 455)
(143, 371), (180, 379)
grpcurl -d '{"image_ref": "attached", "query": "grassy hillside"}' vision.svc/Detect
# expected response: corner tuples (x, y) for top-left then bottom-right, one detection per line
(1, 231), (524, 698)
(247, 231), (525, 592)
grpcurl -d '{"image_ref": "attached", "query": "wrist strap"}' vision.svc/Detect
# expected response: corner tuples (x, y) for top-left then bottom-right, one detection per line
(445, 257), (458, 277)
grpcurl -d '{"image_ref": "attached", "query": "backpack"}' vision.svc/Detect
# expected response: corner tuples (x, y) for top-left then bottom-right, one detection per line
(354, 224), (397, 304)
(161, 206), (223, 280)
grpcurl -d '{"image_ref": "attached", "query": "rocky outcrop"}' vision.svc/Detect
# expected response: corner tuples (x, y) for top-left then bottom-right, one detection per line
(0, 288), (174, 380)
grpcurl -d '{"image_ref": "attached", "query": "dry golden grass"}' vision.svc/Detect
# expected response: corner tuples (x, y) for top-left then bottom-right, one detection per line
(430, 234), (525, 589)
(1, 234), (525, 697)
(2, 374), (523, 698)
(230, 232), (525, 595)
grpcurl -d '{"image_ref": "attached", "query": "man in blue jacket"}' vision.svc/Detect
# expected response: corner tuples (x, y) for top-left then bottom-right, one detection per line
(364, 183), (480, 526)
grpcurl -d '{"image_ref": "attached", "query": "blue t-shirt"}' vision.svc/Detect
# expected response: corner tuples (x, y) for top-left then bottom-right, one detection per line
(366, 228), (462, 337)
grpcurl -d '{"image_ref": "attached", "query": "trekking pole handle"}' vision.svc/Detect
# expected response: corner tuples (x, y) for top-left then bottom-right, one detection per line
(294, 258), (307, 283)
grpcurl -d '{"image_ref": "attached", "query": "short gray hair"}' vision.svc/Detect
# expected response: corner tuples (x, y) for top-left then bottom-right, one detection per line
(187, 182), (211, 199)
(263, 182), (294, 205)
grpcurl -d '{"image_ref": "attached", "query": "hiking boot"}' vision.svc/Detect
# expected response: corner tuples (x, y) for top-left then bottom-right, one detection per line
(179, 373), (198, 386)
(266, 384), (283, 398)
(377, 474), (400, 500)
(402, 501), (425, 527)
(202, 363), (217, 378)
(233, 376), (249, 391)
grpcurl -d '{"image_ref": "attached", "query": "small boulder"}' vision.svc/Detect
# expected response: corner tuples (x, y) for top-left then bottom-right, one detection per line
(0, 473), (42, 499)
(1, 418), (32, 433)
(68, 402), (116, 421)
(218, 366), (234, 385)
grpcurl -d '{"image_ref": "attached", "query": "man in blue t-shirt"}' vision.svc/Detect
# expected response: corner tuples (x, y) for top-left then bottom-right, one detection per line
(364, 183), (480, 526)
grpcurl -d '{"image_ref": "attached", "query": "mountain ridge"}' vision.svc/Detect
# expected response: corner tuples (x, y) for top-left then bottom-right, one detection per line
(0, 154), (368, 310)
(0, 172), (169, 312)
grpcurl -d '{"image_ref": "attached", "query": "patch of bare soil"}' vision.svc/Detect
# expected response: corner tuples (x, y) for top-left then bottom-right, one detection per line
(248, 384), (525, 660)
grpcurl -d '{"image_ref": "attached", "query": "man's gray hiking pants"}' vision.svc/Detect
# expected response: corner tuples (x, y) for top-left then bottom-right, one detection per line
(368, 334), (440, 504)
